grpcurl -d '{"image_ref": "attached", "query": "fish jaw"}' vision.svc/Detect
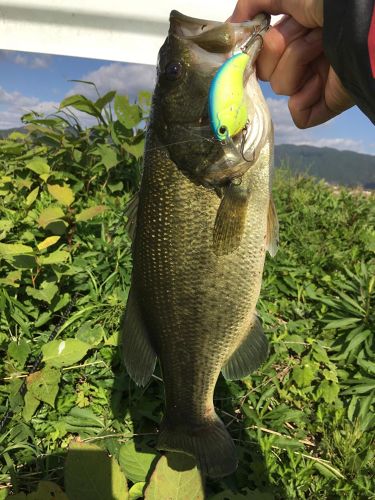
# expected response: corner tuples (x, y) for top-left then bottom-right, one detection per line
(152, 11), (272, 188)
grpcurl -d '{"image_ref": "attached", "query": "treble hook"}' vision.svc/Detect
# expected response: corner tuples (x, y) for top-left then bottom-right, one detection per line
(240, 123), (255, 163)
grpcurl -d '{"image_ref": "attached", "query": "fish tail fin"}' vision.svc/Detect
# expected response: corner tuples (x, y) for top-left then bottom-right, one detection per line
(157, 415), (237, 478)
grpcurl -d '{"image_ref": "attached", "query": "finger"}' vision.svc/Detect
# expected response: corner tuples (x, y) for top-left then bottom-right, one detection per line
(230, 0), (323, 27)
(289, 68), (354, 128)
(256, 16), (310, 81)
(268, 28), (324, 95)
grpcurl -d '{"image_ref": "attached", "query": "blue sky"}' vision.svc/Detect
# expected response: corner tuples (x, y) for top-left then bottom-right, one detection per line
(0, 49), (374, 155)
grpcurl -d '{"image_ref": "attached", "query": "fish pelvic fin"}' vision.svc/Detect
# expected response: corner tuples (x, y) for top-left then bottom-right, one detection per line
(121, 287), (157, 387)
(157, 415), (237, 478)
(266, 196), (279, 257)
(222, 315), (269, 380)
(213, 183), (249, 256)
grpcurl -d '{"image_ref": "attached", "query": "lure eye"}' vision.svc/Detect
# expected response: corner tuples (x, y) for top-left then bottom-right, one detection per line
(165, 61), (183, 81)
(219, 126), (227, 136)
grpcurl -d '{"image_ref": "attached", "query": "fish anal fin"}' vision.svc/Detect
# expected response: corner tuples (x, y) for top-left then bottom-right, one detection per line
(121, 287), (157, 387)
(213, 183), (249, 256)
(266, 196), (279, 257)
(222, 315), (269, 380)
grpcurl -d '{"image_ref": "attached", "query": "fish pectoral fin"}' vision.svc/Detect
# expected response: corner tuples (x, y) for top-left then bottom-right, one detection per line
(213, 183), (249, 256)
(266, 196), (279, 257)
(221, 315), (269, 380)
(121, 287), (157, 387)
(124, 191), (139, 241)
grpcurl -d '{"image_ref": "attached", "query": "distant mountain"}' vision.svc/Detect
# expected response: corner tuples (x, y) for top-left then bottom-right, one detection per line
(1, 128), (374, 188)
(275, 144), (375, 189)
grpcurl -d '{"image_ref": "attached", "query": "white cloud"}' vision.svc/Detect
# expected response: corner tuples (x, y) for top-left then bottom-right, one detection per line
(67, 62), (156, 100)
(266, 97), (367, 154)
(0, 50), (52, 69)
(0, 85), (59, 129)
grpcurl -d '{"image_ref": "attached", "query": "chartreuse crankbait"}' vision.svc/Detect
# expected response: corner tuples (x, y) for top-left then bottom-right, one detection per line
(208, 28), (266, 143)
(208, 52), (250, 142)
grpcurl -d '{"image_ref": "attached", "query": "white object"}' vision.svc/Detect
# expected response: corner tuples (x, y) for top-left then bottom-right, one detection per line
(0, 0), (282, 64)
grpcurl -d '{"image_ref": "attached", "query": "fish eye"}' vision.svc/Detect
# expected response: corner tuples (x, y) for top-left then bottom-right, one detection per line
(165, 61), (183, 80)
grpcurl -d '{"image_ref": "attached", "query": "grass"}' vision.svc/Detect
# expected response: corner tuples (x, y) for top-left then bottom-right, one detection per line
(0, 90), (374, 499)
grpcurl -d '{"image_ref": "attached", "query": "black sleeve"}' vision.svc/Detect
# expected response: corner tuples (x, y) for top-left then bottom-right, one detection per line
(323, 0), (375, 124)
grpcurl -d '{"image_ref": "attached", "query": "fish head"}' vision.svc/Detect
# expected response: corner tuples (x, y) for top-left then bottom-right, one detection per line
(151, 10), (272, 187)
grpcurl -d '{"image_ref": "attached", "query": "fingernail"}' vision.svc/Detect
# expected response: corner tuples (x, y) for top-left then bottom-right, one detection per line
(305, 28), (322, 43)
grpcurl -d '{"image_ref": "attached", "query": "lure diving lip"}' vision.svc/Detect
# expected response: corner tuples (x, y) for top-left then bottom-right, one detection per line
(208, 15), (270, 143)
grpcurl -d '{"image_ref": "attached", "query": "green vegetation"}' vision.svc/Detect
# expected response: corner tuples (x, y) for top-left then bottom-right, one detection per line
(0, 89), (374, 500)
(275, 144), (375, 189)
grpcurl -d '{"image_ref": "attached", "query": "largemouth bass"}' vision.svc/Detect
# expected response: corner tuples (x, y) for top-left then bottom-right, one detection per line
(121, 10), (278, 478)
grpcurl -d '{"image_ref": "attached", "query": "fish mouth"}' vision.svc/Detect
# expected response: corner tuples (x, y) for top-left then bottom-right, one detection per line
(169, 10), (270, 54)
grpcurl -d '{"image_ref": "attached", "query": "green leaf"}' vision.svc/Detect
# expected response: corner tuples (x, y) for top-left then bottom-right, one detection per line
(48, 184), (75, 206)
(42, 339), (90, 368)
(38, 250), (70, 265)
(76, 323), (105, 346)
(28, 481), (69, 500)
(23, 390), (40, 422)
(118, 440), (159, 483)
(65, 441), (128, 500)
(128, 482), (146, 500)
(0, 243), (33, 257)
(123, 139), (145, 160)
(144, 453), (204, 500)
(26, 187), (39, 206)
(323, 317), (361, 330)
(59, 94), (102, 120)
(76, 205), (107, 222)
(27, 367), (61, 406)
(0, 488), (9, 500)
(95, 91), (116, 111)
(26, 281), (58, 303)
(37, 235), (61, 250)
(317, 380), (340, 403)
(94, 144), (118, 170)
(0, 269), (22, 287)
(292, 359), (319, 387)
(25, 157), (50, 176)
(8, 338), (30, 368)
(114, 95), (142, 129)
(38, 206), (65, 228)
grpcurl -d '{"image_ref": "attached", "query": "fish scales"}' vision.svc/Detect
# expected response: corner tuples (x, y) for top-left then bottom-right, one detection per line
(122, 10), (276, 478)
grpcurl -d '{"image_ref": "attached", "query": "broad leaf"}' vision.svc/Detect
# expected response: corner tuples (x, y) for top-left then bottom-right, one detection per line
(118, 440), (159, 483)
(38, 206), (65, 228)
(26, 281), (58, 303)
(27, 366), (61, 406)
(0, 243), (33, 257)
(76, 205), (107, 222)
(25, 157), (50, 176)
(42, 339), (90, 368)
(37, 235), (60, 250)
(144, 453), (204, 500)
(38, 250), (70, 265)
(48, 184), (75, 206)
(65, 441), (128, 500)
(114, 95), (142, 129)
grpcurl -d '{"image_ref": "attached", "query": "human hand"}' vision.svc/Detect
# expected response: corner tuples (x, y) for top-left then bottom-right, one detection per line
(230, 0), (354, 128)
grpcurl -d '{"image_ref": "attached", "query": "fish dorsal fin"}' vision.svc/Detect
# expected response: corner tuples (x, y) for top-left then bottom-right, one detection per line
(121, 287), (157, 387)
(213, 183), (249, 256)
(124, 192), (139, 241)
(266, 196), (279, 257)
(221, 315), (268, 380)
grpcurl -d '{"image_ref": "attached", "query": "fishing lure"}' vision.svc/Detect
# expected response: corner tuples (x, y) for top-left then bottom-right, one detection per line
(208, 28), (266, 145)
